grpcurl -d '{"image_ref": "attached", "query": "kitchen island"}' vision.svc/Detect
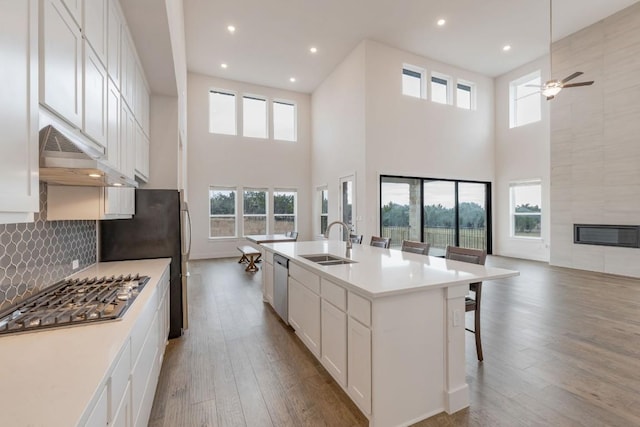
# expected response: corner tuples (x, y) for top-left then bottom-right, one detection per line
(261, 241), (519, 427)
(0, 258), (171, 427)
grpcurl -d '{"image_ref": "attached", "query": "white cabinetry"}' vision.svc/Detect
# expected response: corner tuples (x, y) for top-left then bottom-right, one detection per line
(106, 0), (121, 88)
(60, 0), (81, 25)
(347, 316), (372, 415)
(80, 267), (170, 427)
(134, 124), (149, 182)
(83, 0), (106, 65)
(0, 0), (39, 224)
(83, 40), (107, 147)
(263, 258), (274, 305)
(288, 264), (321, 357)
(40, 0), (83, 128)
(321, 299), (347, 386)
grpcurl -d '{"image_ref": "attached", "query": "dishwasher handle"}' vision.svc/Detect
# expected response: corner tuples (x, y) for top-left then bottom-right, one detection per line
(274, 254), (289, 268)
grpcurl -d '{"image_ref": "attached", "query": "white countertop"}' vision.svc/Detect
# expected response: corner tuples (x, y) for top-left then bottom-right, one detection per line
(263, 241), (519, 298)
(0, 258), (171, 427)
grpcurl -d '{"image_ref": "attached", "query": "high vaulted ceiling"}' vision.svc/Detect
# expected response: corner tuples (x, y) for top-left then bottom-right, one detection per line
(183, 0), (639, 93)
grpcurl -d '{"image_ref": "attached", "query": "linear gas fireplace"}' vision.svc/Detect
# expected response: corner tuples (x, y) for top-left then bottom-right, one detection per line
(574, 224), (640, 248)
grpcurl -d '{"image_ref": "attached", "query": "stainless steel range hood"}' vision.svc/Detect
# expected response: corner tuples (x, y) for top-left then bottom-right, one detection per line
(39, 108), (138, 188)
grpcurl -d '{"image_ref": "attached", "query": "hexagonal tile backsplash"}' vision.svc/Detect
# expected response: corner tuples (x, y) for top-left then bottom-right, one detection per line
(0, 184), (96, 312)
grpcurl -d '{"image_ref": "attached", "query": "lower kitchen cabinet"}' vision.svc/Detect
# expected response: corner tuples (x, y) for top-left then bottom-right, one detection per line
(263, 260), (274, 305)
(321, 299), (347, 387)
(348, 317), (372, 415)
(80, 265), (170, 427)
(288, 276), (321, 357)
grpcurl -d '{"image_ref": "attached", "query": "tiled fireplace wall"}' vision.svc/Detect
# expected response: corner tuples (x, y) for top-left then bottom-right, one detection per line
(0, 184), (96, 312)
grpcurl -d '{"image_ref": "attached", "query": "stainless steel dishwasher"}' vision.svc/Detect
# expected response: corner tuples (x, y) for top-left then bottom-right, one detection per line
(273, 254), (289, 324)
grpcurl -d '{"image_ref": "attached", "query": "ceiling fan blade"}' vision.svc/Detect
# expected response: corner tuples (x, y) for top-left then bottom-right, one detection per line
(563, 81), (594, 88)
(561, 71), (583, 84)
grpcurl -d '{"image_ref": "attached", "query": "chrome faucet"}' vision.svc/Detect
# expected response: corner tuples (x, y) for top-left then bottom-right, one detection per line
(324, 221), (353, 257)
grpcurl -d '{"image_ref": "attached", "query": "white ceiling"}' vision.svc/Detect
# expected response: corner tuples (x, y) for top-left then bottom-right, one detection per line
(183, 0), (639, 94)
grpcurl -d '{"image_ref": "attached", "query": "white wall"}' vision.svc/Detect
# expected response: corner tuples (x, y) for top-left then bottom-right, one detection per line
(494, 56), (551, 261)
(188, 72), (312, 259)
(364, 40), (496, 240)
(144, 95), (179, 189)
(550, 2), (640, 277)
(311, 42), (367, 238)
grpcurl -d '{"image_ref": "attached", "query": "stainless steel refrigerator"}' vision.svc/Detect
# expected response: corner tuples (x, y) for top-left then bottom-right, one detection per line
(99, 189), (191, 339)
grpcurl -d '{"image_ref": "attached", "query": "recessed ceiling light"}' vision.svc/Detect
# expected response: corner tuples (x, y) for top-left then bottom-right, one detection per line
(113, 183), (123, 187)
(290, 77), (296, 83)
(503, 45), (512, 52)
(309, 47), (318, 53)
(221, 63), (228, 69)
(437, 19), (446, 26)
(227, 25), (235, 33)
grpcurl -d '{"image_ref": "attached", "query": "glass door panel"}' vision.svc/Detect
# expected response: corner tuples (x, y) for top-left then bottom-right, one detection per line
(458, 183), (487, 250)
(423, 180), (456, 257)
(339, 174), (356, 237)
(381, 177), (421, 248)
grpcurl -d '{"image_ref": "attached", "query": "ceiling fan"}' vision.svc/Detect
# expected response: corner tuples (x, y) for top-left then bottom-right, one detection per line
(531, 0), (594, 100)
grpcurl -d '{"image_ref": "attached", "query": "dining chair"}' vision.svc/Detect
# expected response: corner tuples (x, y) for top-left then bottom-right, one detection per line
(370, 236), (391, 248)
(401, 240), (430, 255)
(349, 234), (363, 244)
(445, 245), (487, 361)
(286, 231), (299, 240)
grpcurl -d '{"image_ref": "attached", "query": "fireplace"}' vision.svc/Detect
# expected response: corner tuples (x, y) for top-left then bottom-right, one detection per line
(574, 224), (639, 248)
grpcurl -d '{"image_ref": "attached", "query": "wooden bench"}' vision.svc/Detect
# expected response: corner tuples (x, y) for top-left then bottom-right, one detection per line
(237, 245), (262, 272)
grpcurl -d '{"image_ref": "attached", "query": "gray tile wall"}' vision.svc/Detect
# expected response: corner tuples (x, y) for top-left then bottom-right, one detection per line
(549, 2), (640, 277)
(0, 184), (96, 312)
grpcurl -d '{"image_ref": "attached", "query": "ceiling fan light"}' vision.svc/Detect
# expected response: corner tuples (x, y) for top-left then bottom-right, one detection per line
(542, 80), (562, 97)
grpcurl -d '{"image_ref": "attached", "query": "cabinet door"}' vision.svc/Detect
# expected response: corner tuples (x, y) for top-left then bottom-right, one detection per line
(83, 0), (106, 65)
(83, 41), (107, 147)
(106, 0), (121, 87)
(120, 34), (135, 109)
(348, 317), (371, 414)
(106, 79), (120, 169)
(300, 284), (321, 357)
(134, 124), (149, 182)
(84, 385), (108, 427)
(112, 383), (132, 427)
(0, 0), (39, 219)
(41, 0), (83, 128)
(321, 300), (347, 386)
(288, 278), (303, 331)
(120, 102), (136, 179)
(60, 0), (81, 25)
(263, 262), (274, 305)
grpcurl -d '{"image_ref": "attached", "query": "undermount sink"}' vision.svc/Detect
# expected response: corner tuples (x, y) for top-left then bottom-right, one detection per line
(300, 254), (357, 266)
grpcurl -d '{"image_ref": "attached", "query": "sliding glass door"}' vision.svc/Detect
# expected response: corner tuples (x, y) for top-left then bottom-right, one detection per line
(380, 175), (491, 256)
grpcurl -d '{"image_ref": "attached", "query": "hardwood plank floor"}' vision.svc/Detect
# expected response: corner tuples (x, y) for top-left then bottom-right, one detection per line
(149, 256), (640, 427)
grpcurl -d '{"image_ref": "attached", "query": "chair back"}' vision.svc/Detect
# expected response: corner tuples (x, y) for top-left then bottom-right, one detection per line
(401, 240), (430, 255)
(370, 236), (391, 248)
(349, 234), (363, 244)
(287, 231), (298, 240)
(445, 246), (486, 291)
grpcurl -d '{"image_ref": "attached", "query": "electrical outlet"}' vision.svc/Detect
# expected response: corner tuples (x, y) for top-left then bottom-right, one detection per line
(72, 259), (79, 270)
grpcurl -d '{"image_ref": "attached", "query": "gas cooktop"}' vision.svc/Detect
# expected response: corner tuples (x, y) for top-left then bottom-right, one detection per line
(0, 274), (149, 336)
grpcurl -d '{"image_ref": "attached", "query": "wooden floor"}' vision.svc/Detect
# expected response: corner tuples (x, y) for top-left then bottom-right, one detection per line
(149, 256), (640, 427)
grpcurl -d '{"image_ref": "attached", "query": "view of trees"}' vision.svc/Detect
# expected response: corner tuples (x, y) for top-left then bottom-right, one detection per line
(210, 190), (235, 215)
(514, 203), (541, 235)
(381, 202), (486, 228)
(210, 190), (295, 215)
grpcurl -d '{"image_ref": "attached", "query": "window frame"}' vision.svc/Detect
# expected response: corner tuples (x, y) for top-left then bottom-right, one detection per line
(509, 70), (542, 128)
(509, 180), (542, 239)
(242, 94), (268, 139)
(402, 64), (426, 99)
(318, 186), (328, 236)
(242, 188), (268, 236)
(209, 186), (238, 239)
(430, 72), (452, 105)
(209, 90), (237, 135)
(272, 99), (297, 142)
(456, 79), (475, 110)
(273, 189), (298, 234)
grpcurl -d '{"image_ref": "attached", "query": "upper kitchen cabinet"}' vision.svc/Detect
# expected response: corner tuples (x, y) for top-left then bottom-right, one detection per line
(83, 0), (107, 66)
(106, 0), (121, 88)
(120, 33), (136, 110)
(60, 0), (81, 26)
(0, 0), (39, 224)
(40, 0), (83, 129)
(83, 41), (107, 147)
